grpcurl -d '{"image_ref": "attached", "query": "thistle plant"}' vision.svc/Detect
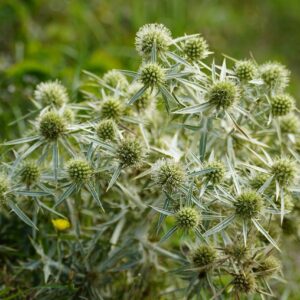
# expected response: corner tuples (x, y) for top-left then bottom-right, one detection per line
(1, 23), (300, 299)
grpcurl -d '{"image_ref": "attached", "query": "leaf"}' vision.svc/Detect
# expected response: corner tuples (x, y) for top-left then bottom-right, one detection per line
(8, 200), (38, 230)
(204, 215), (235, 237)
(106, 165), (122, 191)
(3, 135), (40, 146)
(54, 183), (76, 207)
(159, 225), (178, 243)
(128, 85), (148, 105)
(159, 85), (177, 106)
(149, 205), (173, 216)
(53, 141), (59, 181)
(86, 182), (104, 212)
(252, 219), (280, 251)
(173, 102), (212, 115)
(189, 168), (215, 177)
(226, 156), (241, 195)
(257, 175), (274, 194)
(13, 190), (50, 197)
(37, 200), (66, 218)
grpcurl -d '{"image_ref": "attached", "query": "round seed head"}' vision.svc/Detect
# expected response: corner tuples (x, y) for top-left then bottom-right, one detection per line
(96, 119), (116, 141)
(234, 60), (257, 82)
(116, 139), (143, 167)
(191, 245), (217, 270)
(101, 98), (123, 120)
(224, 244), (249, 262)
(34, 80), (68, 107)
(257, 256), (281, 277)
(103, 70), (128, 90)
(67, 159), (93, 183)
(234, 190), (263, 219)
(0, 175), (9, 207)
(183, 36), (209, 62)
(140, 63), (165, 87)
(233, 272), (256, 294)
(153, 160), (186, 192)
(20, 161), (40, 186)
(280, 114), (299, 134)
(271, 94), (294, 116)
(175, 207), (200, 230)
(207, 81), (239, 110)
(135, 23), (172, 57)
(39, 111), (66, 140)
(204, 161), (225, 185)
(52, 218), (71, 231)
(271, 158), (296, 186)
(260, 62), (290, 91)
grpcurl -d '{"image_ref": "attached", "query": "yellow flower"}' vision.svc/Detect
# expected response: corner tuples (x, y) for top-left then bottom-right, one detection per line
(52, 218), (71, 231)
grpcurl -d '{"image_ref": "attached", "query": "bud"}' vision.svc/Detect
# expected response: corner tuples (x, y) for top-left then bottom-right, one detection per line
(101, 98), (123, 120)
(271, 158), (296, 186)
(67, 159), (93, 183)
(39, 111), (66, 140)
(52, 218), (71, 231)
(271, 94), (294, 116)
(204, 161), (225, 185)
(135, 23), (172, 57)
(20, 161), (40, 186)
(183, 36), (209, 62)
(34, 80), (68, 107)
(116, 139), (143, 167)
(191, 244), (217, 270)
(234, 60), (257, 82)
(175, 207), (200, 230)
(207, 81), (239, 110)
(233, 272), (256, 294)
(140, 63), (165, 87)
(234, 190), (263, 219)
(103, 70), (128, 90)
(96, 119), (116, 141)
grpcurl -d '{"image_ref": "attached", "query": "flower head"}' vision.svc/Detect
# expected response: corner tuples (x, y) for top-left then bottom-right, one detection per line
(39, 111), (66, 140)
(67, 159), (93, 183)
(52, 218), (71, 231)
(20, 161), (40, 186)
(96, 119), (116, 141)
(101, 98), (123, 120)
(103, 70), (128, 90)
(224, 244), (249, 262)
(116, 139), (143, 167)
(183, 36), (209, 62)
(271, 158), (296, 186)
(140, 63), (166, 87)
(234, 60), (257, 82)
(191, 245), (217, 270)
(135, 23), (172, 57)
(34, 81), (68, 107)
(204, 160), (225, 185)
(271, 94), (294, 116)
(0, 175), (9, 207)
(175, 207), (201, 230)
(280, 114), (299, 134)
(233, 272), (256, 294)
(256, 256), (281, 277)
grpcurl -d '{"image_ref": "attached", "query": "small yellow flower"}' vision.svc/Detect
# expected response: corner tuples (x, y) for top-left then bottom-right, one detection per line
(52, 218), (71, 231)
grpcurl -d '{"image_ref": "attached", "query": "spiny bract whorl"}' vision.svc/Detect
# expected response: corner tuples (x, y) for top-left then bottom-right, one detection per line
(140, 63), (165, 87)
(234, 190), (263, 219)
(233, 272), (256, 294)
(204, 160), (225, 185)
(207, 81), (239, 110)
(234, 60), (257, 82)
(96, 119), (116, 141)
(103, 70), (128, 90)
(154, 160), (186, 192)
(191, 245), (217, 269)
(67, 159), (93, 183)
(175, 207), (200, 230)
(101, 98), (123, 120)
(20, 161), (40, 186)
(39, 111), (66, 140)
(34, 81), (68, 107)
(271, 94), (294, 116)
(271, 158), (296, 186)
(260, 62), (290, 91)
(116, 139), (143, 167)
(183, 36), (209, 62)
(135, 23), (172, 57)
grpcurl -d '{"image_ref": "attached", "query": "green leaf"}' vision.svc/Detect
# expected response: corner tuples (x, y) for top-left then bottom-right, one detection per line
(3, 135), (40, 146)
(173, 102), (212, 115)
(106, 165), (122, 191)
(204, 215), (235, 237)
(13, 190), (50, 197)
(54, 183), (76, 208)
(160, 225), (178, 243)
(86, 182), (104, 212)
(128, 85), (148, 105)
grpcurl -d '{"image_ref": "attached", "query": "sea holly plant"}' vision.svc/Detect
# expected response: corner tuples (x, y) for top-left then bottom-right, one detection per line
(1, 23), (300, 299)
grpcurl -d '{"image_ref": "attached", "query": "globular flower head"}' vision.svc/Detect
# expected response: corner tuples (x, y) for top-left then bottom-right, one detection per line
(280, 114), (299, 134)
(96, 119), (116, 141)
(207, 81), (239, 110)
(271, 94), (294, 116)
(0, 175), (9, 207)
(183, 36), (209, 62)
(116, 139), (143, 167)
(260, 62), (290, 91)
(271, 158), (296, 186)
(62, 108), (75, 123)
(256, 256), (281, 278)
(224, 244), (249, 262)
(234, 190), (263, 219)
(20, 161), (40, 186)
(101, 98), (123, 120)
(234, 60), (257, 82)
(67, 159), (93, 183)
(34, 80), (68, 107)
(135, 23), (172, 57)
(175, 207), (201, 230)
(191, 245), (217, 270)
(52, 218), (71, 231)
(140, 63), (165, 87)
(204, 160), (225, 185)
(153, 160), (186, 192)
(103, 70), (128, 90)
(39, 111), (66, 140)
(233, 272), (256, 294)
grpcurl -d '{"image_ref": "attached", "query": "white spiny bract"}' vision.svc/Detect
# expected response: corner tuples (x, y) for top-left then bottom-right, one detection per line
(2, 24), (300, 299)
